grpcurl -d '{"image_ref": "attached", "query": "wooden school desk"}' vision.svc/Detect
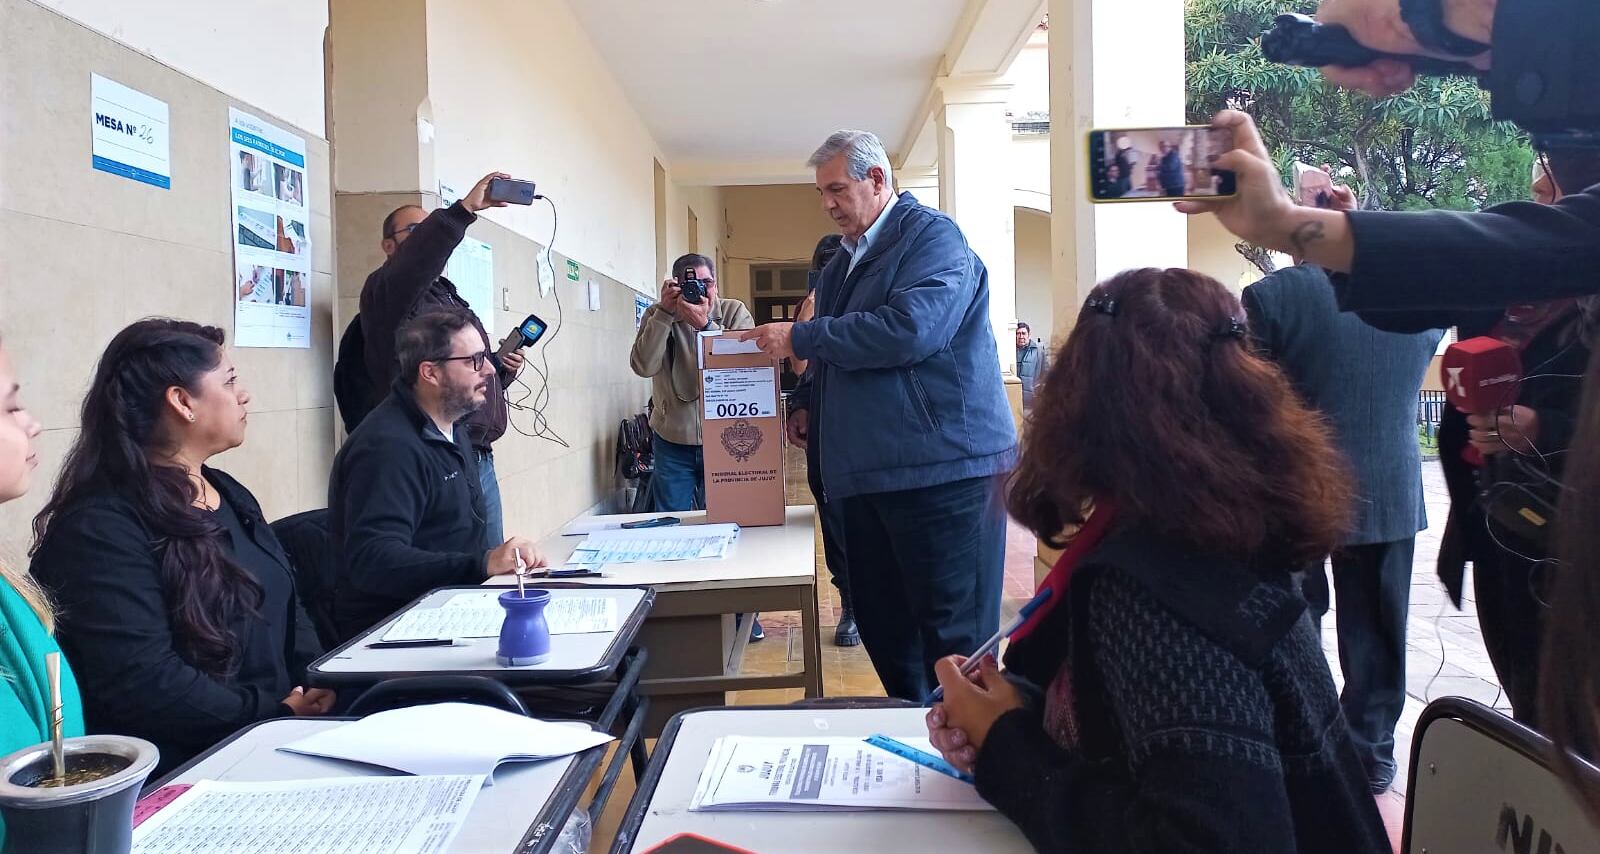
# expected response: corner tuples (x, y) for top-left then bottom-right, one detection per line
(148, 717), (607, 854)
(610, 704), (1033, 853)
(487, 508), (822, 733)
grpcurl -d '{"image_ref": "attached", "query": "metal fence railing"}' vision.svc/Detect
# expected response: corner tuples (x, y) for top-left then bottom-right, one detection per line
(1418, 390), (1447, 460)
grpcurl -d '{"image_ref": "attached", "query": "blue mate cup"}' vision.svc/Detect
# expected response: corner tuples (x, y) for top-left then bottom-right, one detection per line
(497, 589), (551, 666)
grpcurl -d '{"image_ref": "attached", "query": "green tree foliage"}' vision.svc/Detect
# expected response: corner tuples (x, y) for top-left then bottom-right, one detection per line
(1186, 0), (1532, 212)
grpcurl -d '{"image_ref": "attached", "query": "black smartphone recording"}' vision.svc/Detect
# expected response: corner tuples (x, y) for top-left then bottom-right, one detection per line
(1088, 127), (1237, 202)
(485, 177), (537, 205)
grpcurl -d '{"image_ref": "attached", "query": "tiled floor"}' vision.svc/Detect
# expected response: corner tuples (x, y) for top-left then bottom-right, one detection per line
(588, 450), (1497, 851)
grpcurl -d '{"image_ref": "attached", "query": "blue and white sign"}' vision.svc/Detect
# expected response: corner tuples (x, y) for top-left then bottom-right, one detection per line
(229, 107), (312, 349)
(91, 74), (170, 189)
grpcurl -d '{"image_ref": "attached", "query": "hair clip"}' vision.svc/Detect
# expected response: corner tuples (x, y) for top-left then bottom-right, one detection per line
(1086, 296), (1118, 316)
(1214, 318), (1247, 340)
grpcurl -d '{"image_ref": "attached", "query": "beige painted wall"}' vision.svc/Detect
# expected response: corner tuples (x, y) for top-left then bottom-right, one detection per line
(30, 0), (329, 136)
(425, 0), (663, 293)
(0, 0), (336, 549)
(1015, 208), (1054, 346)
(1188, 214), (1269, 295)
(721, 184), (837, 306)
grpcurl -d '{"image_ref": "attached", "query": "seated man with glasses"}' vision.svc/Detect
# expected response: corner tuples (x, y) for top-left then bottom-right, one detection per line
(330, 308), (546, 640)
(359, 172), (522, 553)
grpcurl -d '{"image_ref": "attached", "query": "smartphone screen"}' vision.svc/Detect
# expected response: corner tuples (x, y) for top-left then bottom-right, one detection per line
(519, 314), (547, 346)
(486, 177), (536, 205)
(1088, 127), (1236, 202)
(641, 834), (757, 854)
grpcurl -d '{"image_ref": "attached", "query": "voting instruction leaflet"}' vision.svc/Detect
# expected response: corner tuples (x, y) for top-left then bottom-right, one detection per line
(689, 736), (993, 812)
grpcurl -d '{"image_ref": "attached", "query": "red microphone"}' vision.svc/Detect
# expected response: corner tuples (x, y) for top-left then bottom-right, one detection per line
(1440, 336), (1522, 466)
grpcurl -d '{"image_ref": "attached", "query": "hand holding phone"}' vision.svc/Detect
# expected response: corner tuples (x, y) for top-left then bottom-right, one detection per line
(486, 177), (537, 206)
(496, 313), (549, 359)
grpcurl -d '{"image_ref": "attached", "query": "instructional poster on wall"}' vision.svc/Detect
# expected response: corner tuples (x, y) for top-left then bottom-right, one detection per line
(229, 108), (312, 348)
(446, 238), (495, 333)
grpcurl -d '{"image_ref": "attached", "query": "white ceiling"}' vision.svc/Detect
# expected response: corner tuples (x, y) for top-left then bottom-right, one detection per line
(564, 0), (970, 179)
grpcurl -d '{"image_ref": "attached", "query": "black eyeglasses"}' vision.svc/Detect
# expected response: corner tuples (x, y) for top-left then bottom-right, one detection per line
(385, 223), (421, 239)
(435, 351), (491, 371)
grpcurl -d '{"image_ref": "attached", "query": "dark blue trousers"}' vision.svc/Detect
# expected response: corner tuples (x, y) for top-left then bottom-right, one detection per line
(649, 433), (704, 512)
(1302, 539), (1414, 789)
(839, 475), (1007, 700)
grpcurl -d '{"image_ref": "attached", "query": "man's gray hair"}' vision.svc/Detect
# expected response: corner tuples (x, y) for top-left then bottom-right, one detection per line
(808, 130), (893, 185)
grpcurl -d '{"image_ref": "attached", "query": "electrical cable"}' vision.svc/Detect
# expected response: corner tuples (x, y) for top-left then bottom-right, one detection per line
(503, 194), (570, 447)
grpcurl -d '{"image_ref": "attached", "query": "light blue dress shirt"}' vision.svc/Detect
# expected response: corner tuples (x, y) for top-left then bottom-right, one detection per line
(843, 195), (897, 277)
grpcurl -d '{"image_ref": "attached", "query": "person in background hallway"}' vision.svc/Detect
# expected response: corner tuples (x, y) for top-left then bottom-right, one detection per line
(360, 172), (524, 552)
(1114, 138), (1137, 197)
(793, 233), (858, 646)
(1353, 150), (1600, 727)
(0, 334), (84, 847)
(1158, 141), (1186, 197)
(1243, 184), (1442, 793)
(32, 320), (332, 775)
(1016, 321), (1048, 415)
(331, 309), (547, 640)
(741, 130), (1018, 700)
(629, 254), (762, 641)
(927, 268), (1389, 854)
(629, 253), (755, 513)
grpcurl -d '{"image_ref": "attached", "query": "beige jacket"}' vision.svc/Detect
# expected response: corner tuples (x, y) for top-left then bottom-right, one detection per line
(629, 298), (755, 445)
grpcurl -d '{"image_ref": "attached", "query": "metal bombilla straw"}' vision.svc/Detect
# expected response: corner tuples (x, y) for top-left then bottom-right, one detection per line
(46, 652), (64, 781)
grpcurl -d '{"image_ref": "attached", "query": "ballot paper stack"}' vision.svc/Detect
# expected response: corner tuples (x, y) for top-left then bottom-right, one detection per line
(567, 523), (740, 566)
(689, 736), (994, 812)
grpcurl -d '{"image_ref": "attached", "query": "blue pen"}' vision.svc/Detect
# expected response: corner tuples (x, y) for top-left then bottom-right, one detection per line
(864, 734), (974, 784)
(925, 587), (1053, 705)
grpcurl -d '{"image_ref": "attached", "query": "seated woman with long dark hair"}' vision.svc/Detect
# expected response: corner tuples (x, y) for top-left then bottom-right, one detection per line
(926, 268), (1389, 853)
(31, 319), (332, 773)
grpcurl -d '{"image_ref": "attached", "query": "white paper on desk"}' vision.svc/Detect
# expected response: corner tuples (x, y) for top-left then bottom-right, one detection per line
(710, 337), (764, 356)
(567, 524), (739, 565)
(131, 774), (483, 853)
(689, 736), (993, 812)
(277, 703), (613, 785)
(380, 593), (619, 641)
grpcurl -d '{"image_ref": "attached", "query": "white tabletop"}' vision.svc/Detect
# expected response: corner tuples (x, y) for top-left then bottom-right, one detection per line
(159, 718), (595, 854)
(311, 586), (651, 684)
(488, 508), (817, 591)
(623, 707), (1032, 853)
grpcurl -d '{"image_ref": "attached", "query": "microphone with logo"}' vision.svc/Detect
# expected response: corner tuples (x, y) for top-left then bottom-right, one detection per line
(1440, 336), (1522, 468)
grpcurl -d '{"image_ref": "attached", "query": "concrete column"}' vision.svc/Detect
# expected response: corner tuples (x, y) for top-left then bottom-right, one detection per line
(1048, 0), (1187, 329)
(896, 164), (940, 210)
(936, 76), (1017, 375)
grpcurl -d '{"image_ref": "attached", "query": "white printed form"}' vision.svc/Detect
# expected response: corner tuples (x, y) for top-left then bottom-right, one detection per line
(381, 593), (618, 642)
(702, 367), (776, 420)
(689, 737), (992, 812)
(131, 774), (483, 854)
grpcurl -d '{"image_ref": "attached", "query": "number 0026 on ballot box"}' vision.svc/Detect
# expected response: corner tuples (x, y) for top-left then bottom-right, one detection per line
(700, 335), (785, 526)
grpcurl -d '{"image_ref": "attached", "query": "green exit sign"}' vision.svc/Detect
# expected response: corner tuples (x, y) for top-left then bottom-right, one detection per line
(566, 259), (580, 281)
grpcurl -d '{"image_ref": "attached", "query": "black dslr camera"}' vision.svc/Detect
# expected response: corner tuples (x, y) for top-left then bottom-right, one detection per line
(678, 266), (707, 305)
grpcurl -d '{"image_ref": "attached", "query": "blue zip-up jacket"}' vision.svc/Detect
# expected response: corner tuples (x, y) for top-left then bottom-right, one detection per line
(789, 192), (1018, 500)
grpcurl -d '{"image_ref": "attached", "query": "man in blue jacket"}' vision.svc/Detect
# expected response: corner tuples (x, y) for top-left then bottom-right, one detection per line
(740, 130), (1018, 700)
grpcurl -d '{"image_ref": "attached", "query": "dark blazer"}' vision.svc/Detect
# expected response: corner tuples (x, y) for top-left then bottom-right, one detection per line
(978, 530), (1389, 853)
(788, 192), (1018, 500)
(1244, 265), (1443, 546)
(330, 381), (488, 638)
(358, 201), (515, 448)
(1335, 184), (1600, 313)
(31, 468), (321, 773)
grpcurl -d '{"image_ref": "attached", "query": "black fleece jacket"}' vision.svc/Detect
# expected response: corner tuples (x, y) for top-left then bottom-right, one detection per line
(330, 381), (489, 639)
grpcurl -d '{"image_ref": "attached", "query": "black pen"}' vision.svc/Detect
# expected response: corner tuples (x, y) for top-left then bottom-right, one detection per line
(365, 638), (455, 649)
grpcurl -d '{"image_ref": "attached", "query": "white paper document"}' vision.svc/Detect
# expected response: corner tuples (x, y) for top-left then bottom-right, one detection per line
(690, 736), (994, 812)
(380, 592), (619, 642)
(567, 524), (739, 566)
(278, 703), (613, 784)
(131, 774), (483, 854)
(703, 366), (777, 420)
(710, 337), (764, 356)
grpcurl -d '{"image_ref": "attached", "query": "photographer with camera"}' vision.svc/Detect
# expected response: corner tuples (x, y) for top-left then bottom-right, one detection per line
(628, 253), (754, 513)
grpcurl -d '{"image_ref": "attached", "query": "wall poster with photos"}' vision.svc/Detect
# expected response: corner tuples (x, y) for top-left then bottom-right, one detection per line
(229, 108), (312, 348)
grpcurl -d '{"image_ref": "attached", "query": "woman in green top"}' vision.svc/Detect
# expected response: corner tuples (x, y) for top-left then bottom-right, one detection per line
(0, 335), (84, 761)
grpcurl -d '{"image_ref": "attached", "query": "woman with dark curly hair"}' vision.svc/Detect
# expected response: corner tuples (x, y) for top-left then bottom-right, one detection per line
(925, 268), (1389, 853)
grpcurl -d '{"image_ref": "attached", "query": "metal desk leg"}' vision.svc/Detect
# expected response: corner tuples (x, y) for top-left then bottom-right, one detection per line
(589, 696), (650, 823)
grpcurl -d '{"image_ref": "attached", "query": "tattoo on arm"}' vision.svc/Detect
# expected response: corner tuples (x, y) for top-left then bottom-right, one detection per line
(1288, 221), (1326, 258)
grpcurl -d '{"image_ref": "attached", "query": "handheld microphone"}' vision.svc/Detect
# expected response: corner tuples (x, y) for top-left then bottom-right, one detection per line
(1440, 336), (1522, 466)
(496, 313), (549, 360)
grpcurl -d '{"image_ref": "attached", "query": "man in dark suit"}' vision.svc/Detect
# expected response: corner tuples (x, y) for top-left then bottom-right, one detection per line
(1244, 212), (1443, 793)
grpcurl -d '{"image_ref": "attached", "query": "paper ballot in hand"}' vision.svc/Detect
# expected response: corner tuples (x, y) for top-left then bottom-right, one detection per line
(278, 703), (613, 785)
